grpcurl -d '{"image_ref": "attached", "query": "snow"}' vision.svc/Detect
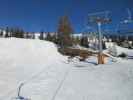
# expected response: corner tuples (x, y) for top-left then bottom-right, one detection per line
(55, 60), (133, 100)
(105, 42), (133, 56)
(0, 38), (133, 100)
(0, 38), (69, 100)
(116, 45), (133, 56)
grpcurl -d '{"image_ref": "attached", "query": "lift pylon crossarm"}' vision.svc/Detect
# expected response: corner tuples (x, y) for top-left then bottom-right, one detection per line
(88, 11), (110, 16)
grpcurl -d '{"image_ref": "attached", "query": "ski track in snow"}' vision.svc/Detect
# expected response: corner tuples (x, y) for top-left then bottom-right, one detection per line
(0, 38), (70, 100)
(0, 61), (71, 100)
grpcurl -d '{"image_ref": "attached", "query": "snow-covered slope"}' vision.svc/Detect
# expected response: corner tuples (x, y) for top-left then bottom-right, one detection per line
(55, 60), (133, 100)
(0, 38), (133, 100)
(0, 38), (69, 100)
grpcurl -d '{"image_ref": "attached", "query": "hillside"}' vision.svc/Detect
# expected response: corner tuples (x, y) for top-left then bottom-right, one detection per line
(0, 38), (69, 100)
(0, 38), (133, 100)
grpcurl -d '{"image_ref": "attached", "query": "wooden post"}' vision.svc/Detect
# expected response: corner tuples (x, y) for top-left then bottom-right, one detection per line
(98, 53), (104, 64)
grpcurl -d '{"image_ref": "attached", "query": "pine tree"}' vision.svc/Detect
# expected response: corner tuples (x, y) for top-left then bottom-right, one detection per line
(16, 28), (24, 38)
(32, 33), (35, 39)
(57, 15), (74, 48)
(75, 36), (81, 45)
(10, 28), (14, 37)
(102, 41), (106, 49)
(25, 32), (29, 39)
(39, 31), (44, 40)
(45, 33), (52, 41)
(0, 31), (3, 37)
(52, 34), (58, 44)
(12, 27), (24, 38)
(5, 27), (9, 38)
(80, 36), (88, 48)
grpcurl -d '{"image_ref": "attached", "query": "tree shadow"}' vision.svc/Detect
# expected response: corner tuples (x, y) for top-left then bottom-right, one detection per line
(74, 60), (98, 68)
(84, 61), (98, 65)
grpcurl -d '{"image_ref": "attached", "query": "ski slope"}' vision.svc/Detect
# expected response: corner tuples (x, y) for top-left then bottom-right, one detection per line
(55, 59), (133, 100)
(0, 38), (133, 100)
(0, 38), (69, 100)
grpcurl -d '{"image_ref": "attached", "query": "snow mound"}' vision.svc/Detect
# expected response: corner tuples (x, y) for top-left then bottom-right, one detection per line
(105, 42), (133, 56)
(116, 45), (133, 56)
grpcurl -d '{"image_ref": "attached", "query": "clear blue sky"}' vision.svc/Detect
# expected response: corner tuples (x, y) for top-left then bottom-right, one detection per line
(0, 0), (132, 32)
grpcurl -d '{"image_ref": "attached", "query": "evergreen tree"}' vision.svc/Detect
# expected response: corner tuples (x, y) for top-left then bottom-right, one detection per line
(52, 34), (58, 44)
(16, 28), (24, 38)
(25, 32), (29, 39)
(57, 15), (74, 47)
(73, 36), (81, 45)
(102, 41), (106, 49)
(12, 27), (24, 38)
(75, 36), (81, 45)
(32, 33), (35, 39)
(10, 28), (14, 37)
(39, 31), (44, 40)
(80, 36), (88, 48)
(0, 31), (3, 37)
(45, 33), (52, 41)
(5, 27), (10, 38)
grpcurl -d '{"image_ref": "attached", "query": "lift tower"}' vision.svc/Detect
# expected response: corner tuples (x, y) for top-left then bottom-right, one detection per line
(88, 11), (111, 64)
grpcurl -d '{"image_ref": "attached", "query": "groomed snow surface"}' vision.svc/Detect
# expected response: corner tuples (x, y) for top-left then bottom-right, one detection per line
(0, 38), (133, 100)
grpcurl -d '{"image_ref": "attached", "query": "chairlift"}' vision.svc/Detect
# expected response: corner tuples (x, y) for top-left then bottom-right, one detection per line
(121, 8), (133, 24)
(116, 8), (133, 35)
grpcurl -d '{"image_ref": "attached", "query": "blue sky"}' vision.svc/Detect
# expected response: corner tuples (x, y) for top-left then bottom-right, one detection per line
(0, 0), (132, 32)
